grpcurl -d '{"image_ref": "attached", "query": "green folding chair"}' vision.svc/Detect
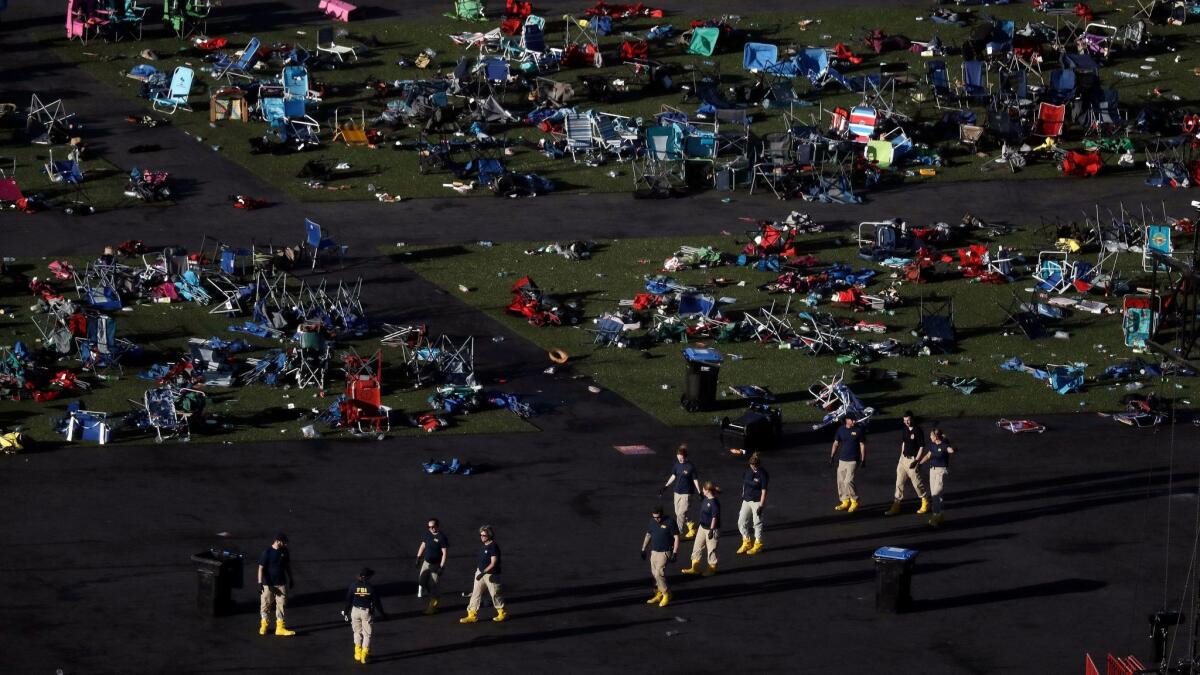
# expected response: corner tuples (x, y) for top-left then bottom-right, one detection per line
(446, 0), (486, 21)
(687, 27), (719, 56)
(864, 140), (894, 168)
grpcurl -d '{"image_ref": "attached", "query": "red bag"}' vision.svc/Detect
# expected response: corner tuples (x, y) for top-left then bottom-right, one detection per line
(500, 17), (522, 35)
(619, 40), (649, 60)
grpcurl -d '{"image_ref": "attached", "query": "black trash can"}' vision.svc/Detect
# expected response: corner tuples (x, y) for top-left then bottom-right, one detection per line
(681, 348), (722, 412)
(873, 546), (917, 613)
(192, 549), (245, 616)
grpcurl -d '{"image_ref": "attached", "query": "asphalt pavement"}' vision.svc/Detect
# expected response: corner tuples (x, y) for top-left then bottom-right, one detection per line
(1, 1), (1198, 673)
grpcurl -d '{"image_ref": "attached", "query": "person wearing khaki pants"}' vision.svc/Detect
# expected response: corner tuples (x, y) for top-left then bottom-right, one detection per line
(660, 445), (702, 540)
(736, 452), (769, 556)
(830, 418), (867, 513)
(342, 567), (388, 664)
(414, 518), (449, 615)
(885, 412), (930, 517)
(641, 505), (680, 607)
(460, 526), (507, 624)
(921, 429), (956, 527)
(256, 533), (295, 636)
(682, 482), (721, 577)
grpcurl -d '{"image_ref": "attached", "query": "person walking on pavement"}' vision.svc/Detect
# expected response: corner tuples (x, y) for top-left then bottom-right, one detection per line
(414, 518), (449, 615)
(885, 411), (930, 517)
(460, 525), (507, 624)
(660, 445), (702, 540)
(641, 505), (680, 607)
(921, 428), (956, 527)
(342, 567), (388, 664)
(257, 533), (296, 636)
(682, 482), (721, 577)
(830, 417), (866, 513)
(736, 452), (769, 556)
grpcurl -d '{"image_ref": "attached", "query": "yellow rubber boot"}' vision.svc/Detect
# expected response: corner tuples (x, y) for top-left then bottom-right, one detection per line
(459, 610), (478, 624)
(701, 564), (717, 577)
(658, 592), (671, 607)
(274, 622), (296, 636)
(681, 559), (701, 575)
(354, 646), (362, 663)
(646, 590), (663, 605)
(916, 498), (930, 515)
(492, 608), (508, 623)
(684, 522), (697, 540)
(258, 619), (268, 635)
(884, 500), (901, 516)
(834, 500), (850, 511)
(747, 540), (763, 555)
(736, 538), (752, 554)
(423, 598), (439, 615)
(360, 648), (369, 664)
(847, 500), (859, 513)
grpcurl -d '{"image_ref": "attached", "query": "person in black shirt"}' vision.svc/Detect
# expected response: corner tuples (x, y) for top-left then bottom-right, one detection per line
(460, 525), (507, 624)
(660, 444), (702, 540)
(885, 411), (930, 517)
(736, 452), (769, 556)
(830, 417), (866, 513)
(256, 533), (295, 636)
(342, 567), (387, 664)
(920, 428), (957, 527)
(682, 482), (721, 577)
(414, 518), (449, 615)
(641, 505), (680, 607)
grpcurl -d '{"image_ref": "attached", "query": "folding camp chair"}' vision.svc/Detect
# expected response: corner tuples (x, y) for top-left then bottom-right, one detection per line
(750, 132), (794, 199)
(304, 218), (346, 271)
(1045, 68), (1076, 104)
(563, 110), (598, 162)
(446, 0), (487, 21)
(1132, 0), (1159, 20)
(847, 106), (877, 142)
(315, 26), (358, 61)
(634, 125), (686, 194)
(925, 60), (957, 110)
(331, 107), (369, 146)
(102, 0), (150, 41)
(1142, 224), (1173, 271)
(1122, 295), (1159, 348)
(1034, 251), (1074, 293)
(807, 372), (874, 430)
(151, 66), (193, 114)
(76, 313), (138, 375)
(714, 108), (751, 159)
(214, 37), (260, 83)
(261, 86), (321, 149)
(340, 350), (391, 433)
(998, 289), (1045, 339)
(144, 386), (192, 441)
(26, 94), (77, 146)
(478, 56), (511, 97)
(960, 60), (991, 104)
(798, 48), (831, 90)
(743, 42), (778, 72)
(1032, 102), (1066, 138)
(163, 0), (211, 37)
(917, 296), (956, 348)
(593, 112), (636, 159)
(68, 0), (110, 44)
(687, 27), (719, 57)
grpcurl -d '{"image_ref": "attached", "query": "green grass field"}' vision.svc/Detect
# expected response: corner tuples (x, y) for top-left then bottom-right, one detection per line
(0, 126), (146, 211)
(47, 2), (1199, 202)
(0, 259), (532, 447)
(398, 224), (1196, 427)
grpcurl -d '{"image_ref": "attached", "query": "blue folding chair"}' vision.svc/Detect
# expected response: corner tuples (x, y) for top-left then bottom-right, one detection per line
(151, 66), (193, 113)
(743, 42), (778, 72)
(926, 60), (955, 109)
(214, 37), (260, 82)
(799, 48), (829, 87)
(304, 218), (345, 270)
(1046, 68), (1076, 104)
(960, 60), (990, 103)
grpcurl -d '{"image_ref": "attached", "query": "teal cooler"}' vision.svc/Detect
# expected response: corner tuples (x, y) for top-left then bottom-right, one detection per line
(873, 546), (917, 613)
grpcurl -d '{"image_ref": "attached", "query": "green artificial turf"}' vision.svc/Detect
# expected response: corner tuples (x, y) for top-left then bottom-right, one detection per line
(0, 258), (532, 447)
(47, 2), (1200, 202)
(397, 225), (1198, 427)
